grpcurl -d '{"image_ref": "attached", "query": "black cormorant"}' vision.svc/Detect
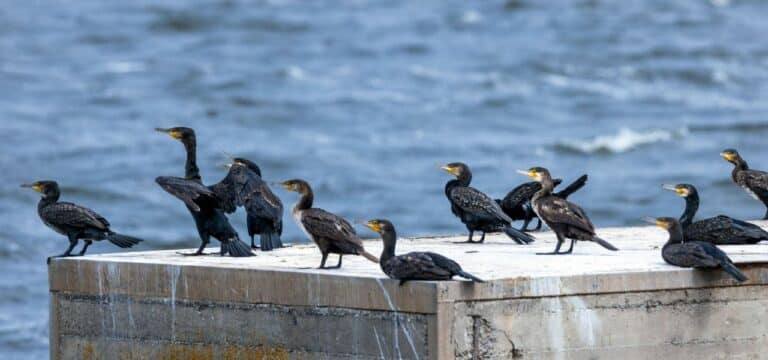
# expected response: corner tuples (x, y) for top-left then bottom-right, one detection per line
(22, 181), (143, 262)
(363, 219), (483, 285)
(518, 167), (618, 255)
(642, 217), (747, 282)
(441, 162), (535, 244)
(498, 175), (588, 231)
(281, 179), (378, 269)
(155, 127), (252, 257)
(662, 183), (768, 245)
(221, 157), (284, 251)
(721, 148), (768, 219)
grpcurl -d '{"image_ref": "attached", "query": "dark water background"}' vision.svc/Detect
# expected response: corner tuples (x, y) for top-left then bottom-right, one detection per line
(2, 0), (768, 357)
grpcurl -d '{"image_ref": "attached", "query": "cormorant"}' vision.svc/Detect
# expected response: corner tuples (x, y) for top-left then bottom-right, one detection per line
(642, 217), (747, 283)
(721, 148), (768, 219)
(281, 179), (378, 269)
(518, 167), (618, 255)
(441, 162), (535, 244)
(363, 219), (483, 286)
(221, 157), (284, 251)
(155, 127), (253, 257)
(498, 174), (588, 231)
(662, 183), (768, 245)
(22, 181), (143, 262)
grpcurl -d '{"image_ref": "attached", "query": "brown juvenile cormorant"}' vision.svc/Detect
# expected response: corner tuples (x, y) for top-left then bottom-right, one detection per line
(498, 174), (588, 231)
(22, 181), (143, 262)
(155, 127), (253, 257)
(220, 157), (284, 251)
(518, 167), (618, 255)
(642, 217), (747, 282)
(363, 219), (483, 285)
(662, 183), (768, 245)
(721, 148), (768, 219)
(281, 179), (378, 269)
(441, 162), (535, 244)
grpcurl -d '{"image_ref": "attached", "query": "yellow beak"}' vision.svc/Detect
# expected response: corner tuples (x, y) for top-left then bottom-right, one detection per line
(365, 221), (381, 233)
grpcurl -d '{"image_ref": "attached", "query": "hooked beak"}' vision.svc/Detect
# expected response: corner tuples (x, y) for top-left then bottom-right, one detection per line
(640, 216), (657, 225)
(155, 128), (182, 139)
(661, 184), (677, 191)
(281, 182), (294, 191)
(720, 152), (735, 161)
(21, 183), (41, 192)
(662, 184), (688, 197)
(363, 220), (381, 233)
(440, 165), (458, 176)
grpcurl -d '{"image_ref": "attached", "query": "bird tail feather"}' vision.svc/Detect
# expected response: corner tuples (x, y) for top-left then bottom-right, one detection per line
(106, 232), (143, 248)
(458, 270), (485, 283)
(222, 238), (254, 257)
(721, 261), (748, 283)
(592, 236), (619, 251)
(503, 226), (535, 245)
(360, 250), (379, 264)
(260, 230), (284, 251)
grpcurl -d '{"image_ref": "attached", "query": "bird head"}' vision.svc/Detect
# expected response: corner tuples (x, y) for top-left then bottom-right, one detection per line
(641, 216), (676, 230)
(516, 167), (549, 182)
(21, 180), (59, 198)
(661, 183), (695, 198)
(363, 219), (395, 234)
(156, 127), (195, 142)
(440, 162), (468, 178)
(720, 148), (740, 163)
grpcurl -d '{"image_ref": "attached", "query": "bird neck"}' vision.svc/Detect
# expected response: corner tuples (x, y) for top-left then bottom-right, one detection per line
(380, 231), (397, 265)
(295, 189), (314, 211)
(183, 138), (201, 182)
(457, 171), (472, 186)
(679, 194), (699, 227)
(38, 192), (60, 209)
(533, 176), (554, 202)
(665, 224), (685, 244)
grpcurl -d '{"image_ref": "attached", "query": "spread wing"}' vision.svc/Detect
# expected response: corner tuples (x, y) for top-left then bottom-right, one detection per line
(301, 208), (362, 252)
(40, 202), (109, 230)
(450, 186), (511, 222)
(536, 196), (594, 233)
(156, 176), (220, 212)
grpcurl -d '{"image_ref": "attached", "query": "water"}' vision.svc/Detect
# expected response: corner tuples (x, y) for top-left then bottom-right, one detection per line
(2, 0), (768, 357)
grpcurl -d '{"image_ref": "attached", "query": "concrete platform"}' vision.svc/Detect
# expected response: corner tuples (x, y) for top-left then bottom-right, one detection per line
(49, 222), (768, 359)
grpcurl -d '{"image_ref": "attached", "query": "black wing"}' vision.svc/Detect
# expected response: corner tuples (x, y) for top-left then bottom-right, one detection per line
(40, 202), (109, 230)
(553, 175), (588, 199)
(741, 170), (768, 200)
(384, 252), (453, 280)
(687, 216), (768, 244)
(156, 176), (221, 212)
(536, 196), (594, 233)
(301, 208), (362, 253)
(450, 186), (511, 223)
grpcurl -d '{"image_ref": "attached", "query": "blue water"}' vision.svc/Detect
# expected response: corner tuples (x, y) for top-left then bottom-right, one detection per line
(3, 0), (768, 357)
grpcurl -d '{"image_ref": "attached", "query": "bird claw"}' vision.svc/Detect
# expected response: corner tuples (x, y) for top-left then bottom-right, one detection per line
(453, 240), (478, 244)
(176, 251), (216, 256)
(536, 252), (565, 255)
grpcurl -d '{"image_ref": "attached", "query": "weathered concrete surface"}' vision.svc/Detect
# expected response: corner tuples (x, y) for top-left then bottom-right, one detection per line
(49, 222), (768, 359)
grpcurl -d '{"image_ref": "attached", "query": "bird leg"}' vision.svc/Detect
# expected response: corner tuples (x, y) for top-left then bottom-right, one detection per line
(763, 207), (768, 220)
(520, 216), (532, 232)
(534, 218), (543, 231)
(177, 236), (214, 256)
(49, 236), (79, 263)
(318, 252), (329, 269)
(454, 230), (478, 243)
(250, 235), (260, 249)
(328, 255), (343, 269)
(478, 232), (486, 243)
(537, 233), (566, 255)
(399, 280), (408, 286)
(562, 238), (576, 254)
(78, 240), (93, 256)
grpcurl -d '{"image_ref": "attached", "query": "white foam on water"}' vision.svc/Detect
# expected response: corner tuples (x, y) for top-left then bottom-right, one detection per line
(556, 127), (688, 154)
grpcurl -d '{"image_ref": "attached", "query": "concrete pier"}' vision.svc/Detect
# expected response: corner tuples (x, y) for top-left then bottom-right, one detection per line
(49, 223), (768, 359)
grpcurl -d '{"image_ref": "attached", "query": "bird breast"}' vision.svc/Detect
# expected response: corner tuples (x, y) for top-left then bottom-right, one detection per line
(292, 208), (314, 241)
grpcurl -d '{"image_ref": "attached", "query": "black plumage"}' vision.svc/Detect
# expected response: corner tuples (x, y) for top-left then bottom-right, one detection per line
(363, 219), (483, 286)
(155, 127), (252, 257)
(441, 162), (535, 245)
(22, 181), (143, 262)
(662, 183), (768, 245)
(721, 149), (768, 219)
(221, 157), (284, 251)
(519, 167), (618, 255)
(281, 179), (378, 269)
(498, 175), (588, 231)
(643, 217), (747, 282)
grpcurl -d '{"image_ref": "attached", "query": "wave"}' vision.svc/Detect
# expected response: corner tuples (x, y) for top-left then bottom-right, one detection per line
(553, 127), (688, 154)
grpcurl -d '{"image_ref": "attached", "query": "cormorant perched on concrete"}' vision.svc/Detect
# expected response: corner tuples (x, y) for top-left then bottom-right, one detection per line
(441, 162), (535, 245)
(498, 175), (588, 231)
(363, 219), (483, 286)
(22, 181), (143, 262)
(281, 179), (378, 269)
(518, 167), (618, 255)
(721, 149), (768, 219)
(642, 217), (747, 283)
(155, 127), (252, 257)
(220, 157), (284, 251)
(662, 183), (768, 245)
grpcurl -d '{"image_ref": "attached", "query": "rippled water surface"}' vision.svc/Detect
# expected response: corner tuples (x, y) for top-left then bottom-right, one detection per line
(3, 0), (768, 357)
